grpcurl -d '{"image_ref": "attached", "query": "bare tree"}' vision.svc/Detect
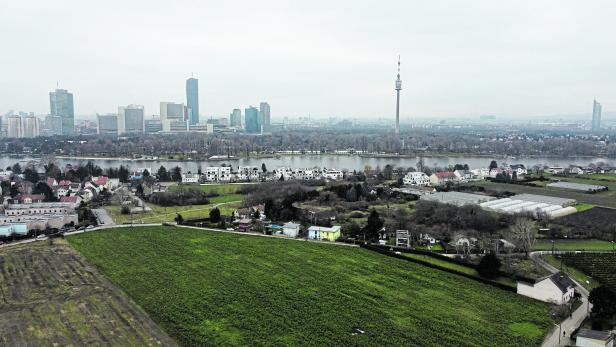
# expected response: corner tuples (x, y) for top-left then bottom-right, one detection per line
(510, 217), (537, 257)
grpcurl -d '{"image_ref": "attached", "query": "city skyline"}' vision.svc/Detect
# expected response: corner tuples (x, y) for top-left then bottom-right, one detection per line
(1, 1), (615, 120)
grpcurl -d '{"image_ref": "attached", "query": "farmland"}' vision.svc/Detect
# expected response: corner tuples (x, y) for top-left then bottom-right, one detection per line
(533, 239), (616, 251)
(557, 253), (616, 292)
(69, 226), (552, 346)
(0, 240), (176, 346)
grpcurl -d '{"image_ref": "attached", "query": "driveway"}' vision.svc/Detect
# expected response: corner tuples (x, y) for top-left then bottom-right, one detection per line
(92, 208), (115, 226)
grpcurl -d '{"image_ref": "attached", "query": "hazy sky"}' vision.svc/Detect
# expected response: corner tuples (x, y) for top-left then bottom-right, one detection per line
(1, 1), (615, 120)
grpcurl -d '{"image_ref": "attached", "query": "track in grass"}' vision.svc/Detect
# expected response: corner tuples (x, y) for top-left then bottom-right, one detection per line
(69, 226), (552, 347)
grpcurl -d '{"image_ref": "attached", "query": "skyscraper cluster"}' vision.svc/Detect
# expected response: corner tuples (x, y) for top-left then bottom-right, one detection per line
(242, 102), (271, 133)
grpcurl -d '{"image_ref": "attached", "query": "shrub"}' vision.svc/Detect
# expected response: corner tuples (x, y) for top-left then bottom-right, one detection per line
(120, 206), (131, 215)
(477, 253), (501, 279)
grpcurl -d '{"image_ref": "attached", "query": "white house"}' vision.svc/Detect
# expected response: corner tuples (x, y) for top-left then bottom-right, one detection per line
(430, 172), (457, 185)
(181, 173), (200, 184)
(403, 172), (431, 186)
(576, 329), (614, 347)
(282, 222), (301, 238)
(517, 272), (576, 305)
(568, 167), (584, 175)
(323, 169), (343, 180)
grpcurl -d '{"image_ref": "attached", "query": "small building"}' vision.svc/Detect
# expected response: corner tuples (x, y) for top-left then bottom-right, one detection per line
(517, 272), (576, 305)
(576, 329), (614, 347)
(282, 222), (301, 238)
(181, 173), (200, 184)
(308, 225), (341, 241)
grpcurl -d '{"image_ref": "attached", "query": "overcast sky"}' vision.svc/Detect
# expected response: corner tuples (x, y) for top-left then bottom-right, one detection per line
(1, 1), (615, 120)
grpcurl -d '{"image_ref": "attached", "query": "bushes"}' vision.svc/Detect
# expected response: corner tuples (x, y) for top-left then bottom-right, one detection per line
(120, 206), (131, 215)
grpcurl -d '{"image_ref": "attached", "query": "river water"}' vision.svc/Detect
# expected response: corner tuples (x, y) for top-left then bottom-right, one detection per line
(3, 155), (614, 172)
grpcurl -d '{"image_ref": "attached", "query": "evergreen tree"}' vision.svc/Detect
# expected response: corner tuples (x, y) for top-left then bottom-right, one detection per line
(209, 207), (221, 223)
(477, 253), (501, 279)
(363, 209), (383, 242)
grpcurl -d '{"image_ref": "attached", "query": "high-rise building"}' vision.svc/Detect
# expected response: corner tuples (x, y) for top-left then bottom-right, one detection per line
(160, 102), (188, 132)
(44, 115), (63, 136)
(394, 56), (402, 135)
(97, 113), (118, 135)
(245, 106), (260, 133)
(49, 88), (74, 136)
(230, 109), (242, 127)
(145, 117), (163, 133)
(7, 115), (22, 138)
(22, 115), (40, 138)
(259, 102), (270, 128)
(592, 99), (602, 132)
(186, 78), (199, 125)
(118, 104), (144, 135)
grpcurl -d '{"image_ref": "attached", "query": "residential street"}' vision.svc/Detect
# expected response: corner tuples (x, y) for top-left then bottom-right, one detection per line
(531, 251), (592, 347)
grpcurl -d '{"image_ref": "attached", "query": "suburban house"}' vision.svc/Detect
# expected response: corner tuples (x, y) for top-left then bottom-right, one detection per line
(471, 168), (490, 179)
(282, 222), (301, 238)
(547, 167), (565, 174)
(453, 170), (475, 181)
(575, 329), (614, 347)
(181, 173), (200, 184)
(308, 225), (341, 241)
(517, 272), (576, 304)
(403, 172), (431, 186)
(567, 167), (584, 175)
(429, 172), (457, 186)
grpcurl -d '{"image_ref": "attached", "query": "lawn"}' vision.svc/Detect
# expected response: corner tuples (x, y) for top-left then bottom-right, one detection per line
(168, 183), (252, 195)
(533, 239), (615, 251)
(574, 203), (594, 212)
(69, 226), (552, 347)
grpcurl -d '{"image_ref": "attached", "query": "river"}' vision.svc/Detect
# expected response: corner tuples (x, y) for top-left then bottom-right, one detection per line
(3, 155), (614, 172)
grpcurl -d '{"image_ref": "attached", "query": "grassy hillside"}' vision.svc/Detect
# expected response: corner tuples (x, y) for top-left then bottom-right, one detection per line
(69, 226), (552, 347)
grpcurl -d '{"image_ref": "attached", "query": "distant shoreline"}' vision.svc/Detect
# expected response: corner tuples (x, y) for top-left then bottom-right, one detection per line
(10, 153), (614, 162)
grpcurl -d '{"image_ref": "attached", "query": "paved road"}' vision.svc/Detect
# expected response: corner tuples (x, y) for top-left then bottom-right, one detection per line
(531, 251), (592, 347)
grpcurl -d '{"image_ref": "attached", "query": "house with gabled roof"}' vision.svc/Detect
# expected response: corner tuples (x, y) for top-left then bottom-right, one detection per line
(517, 272), (576, 304)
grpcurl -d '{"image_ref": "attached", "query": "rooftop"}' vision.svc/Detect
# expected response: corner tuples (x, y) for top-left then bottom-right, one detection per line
(576, 329), (613, 341)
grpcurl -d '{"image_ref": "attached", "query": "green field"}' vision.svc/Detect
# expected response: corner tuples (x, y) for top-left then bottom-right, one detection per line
(104, 201), (241, 224)
(533, 239), (615, 251)
(69, 226), (552, 346)
(543, 255), (600, 291)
